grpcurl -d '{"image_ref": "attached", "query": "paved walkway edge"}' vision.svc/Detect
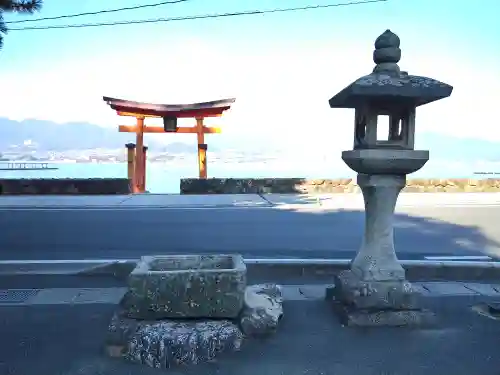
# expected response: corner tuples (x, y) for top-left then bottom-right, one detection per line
(1, 282), (499, 306)
(2, 192), (500, 210)
(1, 258), (500, 282)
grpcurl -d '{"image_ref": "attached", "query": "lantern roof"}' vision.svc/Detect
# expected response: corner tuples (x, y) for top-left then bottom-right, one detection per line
(329, 30), (453, 109)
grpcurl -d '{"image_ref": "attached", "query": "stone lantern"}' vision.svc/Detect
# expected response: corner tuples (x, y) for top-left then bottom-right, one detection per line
(328, 29), (453, 327)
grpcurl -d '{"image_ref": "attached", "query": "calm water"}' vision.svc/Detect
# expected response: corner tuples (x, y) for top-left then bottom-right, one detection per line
(0, 158), (498, 193)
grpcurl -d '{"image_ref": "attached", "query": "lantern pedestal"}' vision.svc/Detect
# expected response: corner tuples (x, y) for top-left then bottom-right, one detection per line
(333, 174), (435, 327)
(333, 271), (436, 327)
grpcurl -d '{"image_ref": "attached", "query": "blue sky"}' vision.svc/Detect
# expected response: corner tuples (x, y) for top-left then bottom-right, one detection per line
(1, 0), (499, 150)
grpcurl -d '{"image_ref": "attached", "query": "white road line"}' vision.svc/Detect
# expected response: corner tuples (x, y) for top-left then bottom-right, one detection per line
(0, 257), (494, 265)
(1, 258), (500, 268)
(424, 255), (493, 261)
(0, 259), (135, 265)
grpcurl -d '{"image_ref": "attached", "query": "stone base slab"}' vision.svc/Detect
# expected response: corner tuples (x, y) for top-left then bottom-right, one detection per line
(334, 270), (421, 310)
(106, 308), (243, 369)
(334, 304), (437, 327)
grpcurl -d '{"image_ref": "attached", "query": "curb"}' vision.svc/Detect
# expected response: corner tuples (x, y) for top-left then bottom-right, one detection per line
(2, 202), (500, 210)
(0, 204), (274, 210)
(1, 258), (500, 283)
(245, 259), (500, 283)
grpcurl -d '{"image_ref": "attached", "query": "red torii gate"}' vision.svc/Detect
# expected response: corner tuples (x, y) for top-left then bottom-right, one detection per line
(103, 96), (235, 193)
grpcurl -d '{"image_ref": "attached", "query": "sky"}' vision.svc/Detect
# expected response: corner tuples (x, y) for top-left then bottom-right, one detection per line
(0, 0), (499, 152)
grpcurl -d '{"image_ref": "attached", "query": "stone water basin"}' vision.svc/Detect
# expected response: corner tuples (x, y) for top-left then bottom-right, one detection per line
(121, 254), (247, 319)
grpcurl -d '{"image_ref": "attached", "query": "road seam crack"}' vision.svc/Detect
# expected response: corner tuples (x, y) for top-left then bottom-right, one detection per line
(257, 193), (276, 206)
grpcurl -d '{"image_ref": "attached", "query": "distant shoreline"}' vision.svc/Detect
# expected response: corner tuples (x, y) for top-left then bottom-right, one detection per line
(28, 162), (500, 177)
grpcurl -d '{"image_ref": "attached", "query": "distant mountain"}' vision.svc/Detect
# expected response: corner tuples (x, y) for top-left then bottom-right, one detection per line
(0, 118), (164, 151)
(0, 117), (499, 161)
(0, 118), (224, 153)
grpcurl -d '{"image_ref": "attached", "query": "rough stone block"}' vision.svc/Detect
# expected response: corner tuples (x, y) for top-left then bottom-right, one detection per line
(106, 310), (140, 349)
(334, 270), (421, 310)
(179, 177), (500, 195)
(334, 304), (437, 327)
(105, 309), (243, 369)
(238, 284), (283, 337)
(122, 254), (246, 319)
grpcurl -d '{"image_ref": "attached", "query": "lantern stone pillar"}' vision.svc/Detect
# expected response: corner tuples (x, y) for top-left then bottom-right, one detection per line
(328, 29), (453, 327)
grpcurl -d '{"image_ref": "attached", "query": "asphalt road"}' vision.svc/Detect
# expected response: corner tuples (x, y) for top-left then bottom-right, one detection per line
(1, 204), (499, 261)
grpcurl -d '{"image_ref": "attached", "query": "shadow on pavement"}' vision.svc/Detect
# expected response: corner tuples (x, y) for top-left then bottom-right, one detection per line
(278, 207), (500, 259)
(391, 212), (500, 259)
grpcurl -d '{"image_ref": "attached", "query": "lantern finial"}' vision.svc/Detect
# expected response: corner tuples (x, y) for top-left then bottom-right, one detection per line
(373, 29), (401, 75)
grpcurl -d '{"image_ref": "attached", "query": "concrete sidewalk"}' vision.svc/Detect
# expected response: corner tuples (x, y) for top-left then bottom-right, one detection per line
(1, 282), (500, 306)
(1, 192), (500, 209)
(1, 288), (499, 375)
(0, 194), (270, 209)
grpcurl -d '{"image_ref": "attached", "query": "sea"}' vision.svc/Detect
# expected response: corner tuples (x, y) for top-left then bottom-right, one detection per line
(1, 158), (500, 194)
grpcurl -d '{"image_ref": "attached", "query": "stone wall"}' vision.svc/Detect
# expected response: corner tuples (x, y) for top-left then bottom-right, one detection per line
(0, 178), (131, 195)
(180, 178), (500, 194)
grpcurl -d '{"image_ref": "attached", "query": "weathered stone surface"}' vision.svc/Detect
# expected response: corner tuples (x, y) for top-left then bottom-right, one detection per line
(180, 178), (500, 195)
(105, 309), (243, 369)
(342, 150), (429, 175)
(122, 254), (246, 319)
(334, 270), (420, 310)
(334, 303), (436, 327)
(329, 29), (453, 109)
(0, 178), (131, 195)
(106, 310), (140, 350)
(238, 284), (283, 337)
(348, 174), (408, 283)
(329, 175), (431, 326)
(332, 269), (435, 327)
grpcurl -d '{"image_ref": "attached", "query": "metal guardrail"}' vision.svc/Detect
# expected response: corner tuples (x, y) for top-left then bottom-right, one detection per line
(0, 162), (58, 170)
